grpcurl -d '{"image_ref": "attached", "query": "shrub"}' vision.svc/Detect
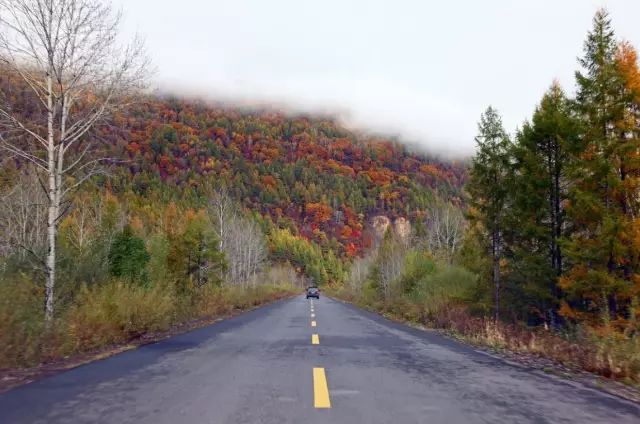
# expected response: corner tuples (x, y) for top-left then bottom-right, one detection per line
(397, 250), (437, 293)
(0, 275), (46, 368)
(64, 281), (175, 351)
(411, 265), (477, 322)
(588, 328), (640, 380)
(108, 226), (150, 284)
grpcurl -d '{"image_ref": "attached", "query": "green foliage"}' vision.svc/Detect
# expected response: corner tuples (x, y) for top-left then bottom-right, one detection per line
(468, 106), (512, 221)
(108, 226), (150, 284)
(411, 265), (477, 318)
(500, 84), (580, 324)
(394, 251), (477, 318)
(147, 233), (170, 285)
(167, 210), (227, 291)
(467, 106), (511, 320)
(560, 9), (640, 326)
(269, 228), (345, 285)
(465, 9), (640, 333)
(397, 250), (437, 293)
(342, 246), (477, 324)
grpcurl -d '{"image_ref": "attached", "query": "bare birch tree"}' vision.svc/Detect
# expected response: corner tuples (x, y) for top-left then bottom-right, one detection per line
(376, 229), (406, 299)
(347, 252), (375, 294)
(0, 170), (47, 259)
(425, 203), (466, 262)
(0, 0), (148, 322)
(207, 188), (267, 286)
(208, 187), (236, 252)
(224, 215), (267, 287)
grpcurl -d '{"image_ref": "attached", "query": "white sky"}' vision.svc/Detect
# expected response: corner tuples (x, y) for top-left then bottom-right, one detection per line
(115, 0), (640, 157)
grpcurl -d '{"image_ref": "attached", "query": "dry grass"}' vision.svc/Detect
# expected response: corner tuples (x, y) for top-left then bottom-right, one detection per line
(64, 281), (176, 351)
(0, 275), (45, 368)
(0, 278), (296, 370)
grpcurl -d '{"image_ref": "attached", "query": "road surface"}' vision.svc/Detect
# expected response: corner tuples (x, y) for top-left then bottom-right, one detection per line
(1, 296), (638, 423)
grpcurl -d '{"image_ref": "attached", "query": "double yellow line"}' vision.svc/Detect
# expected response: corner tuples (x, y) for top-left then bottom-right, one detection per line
(309, 299), (331, 408)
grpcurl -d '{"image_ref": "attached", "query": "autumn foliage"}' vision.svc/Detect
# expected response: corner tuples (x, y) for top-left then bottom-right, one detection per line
(92, 97), (466, 259)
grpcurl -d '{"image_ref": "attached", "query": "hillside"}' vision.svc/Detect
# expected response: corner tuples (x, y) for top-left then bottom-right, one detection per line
(103, 96), (467, 258)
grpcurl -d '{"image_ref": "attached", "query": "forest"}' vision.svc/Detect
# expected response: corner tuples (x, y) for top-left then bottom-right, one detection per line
(0, 3), (638, 386)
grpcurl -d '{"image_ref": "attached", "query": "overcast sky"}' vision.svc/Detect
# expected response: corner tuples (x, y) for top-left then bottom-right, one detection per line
(115, 0), (640, 157)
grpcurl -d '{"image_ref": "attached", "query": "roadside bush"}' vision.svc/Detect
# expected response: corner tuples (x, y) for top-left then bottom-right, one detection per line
(0, 275), (45, 367)
(411, 265), (477, 322)
(64, 281), (175, 351)
(588, 329), (640, 380)
(397, 251), (437, 293)
(333, 247), (640, 383)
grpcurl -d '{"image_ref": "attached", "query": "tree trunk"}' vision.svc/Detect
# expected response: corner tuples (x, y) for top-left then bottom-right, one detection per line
(493, 227), (501, 322)
(554, 156), (562, 277)
(45, 177), (57, 323)
(45, 73), (56, 324)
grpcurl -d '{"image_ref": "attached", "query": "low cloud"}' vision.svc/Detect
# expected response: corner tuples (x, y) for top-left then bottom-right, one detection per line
(118, 0), (640, 159)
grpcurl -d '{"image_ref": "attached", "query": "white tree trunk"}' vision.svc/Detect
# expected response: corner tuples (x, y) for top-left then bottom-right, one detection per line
(45, 177), (57, 323)
(45, 71), (56, 322)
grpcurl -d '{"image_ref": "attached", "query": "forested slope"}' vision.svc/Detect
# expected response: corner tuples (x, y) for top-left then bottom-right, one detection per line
(106, 97), (466, 257)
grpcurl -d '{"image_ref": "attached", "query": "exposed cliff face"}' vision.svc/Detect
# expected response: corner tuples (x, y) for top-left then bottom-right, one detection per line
(371, 215), (411, 244)
(394, 217), (412, 244)
(371, 215), (391, 240)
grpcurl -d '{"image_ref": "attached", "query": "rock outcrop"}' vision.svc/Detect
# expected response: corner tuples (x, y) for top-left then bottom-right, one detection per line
(370, 215), (411, 244)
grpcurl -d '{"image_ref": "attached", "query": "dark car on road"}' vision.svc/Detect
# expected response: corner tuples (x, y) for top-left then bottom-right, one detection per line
(306, 287), (320, 299)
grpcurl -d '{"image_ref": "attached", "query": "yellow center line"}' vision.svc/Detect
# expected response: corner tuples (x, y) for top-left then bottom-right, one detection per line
(313, 368), (331, 408)
(311, 320), (317, 327)
(312, 334), (320, 344)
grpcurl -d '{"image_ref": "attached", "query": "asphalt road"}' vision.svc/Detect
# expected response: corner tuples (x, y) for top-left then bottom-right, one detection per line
(1, 296), (639, 424)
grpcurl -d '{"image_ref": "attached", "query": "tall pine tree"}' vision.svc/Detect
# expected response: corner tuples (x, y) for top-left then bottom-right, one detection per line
(561, 9), (638, 326)
(506, 83), (578, 324)
(468, 107), (511, 321)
